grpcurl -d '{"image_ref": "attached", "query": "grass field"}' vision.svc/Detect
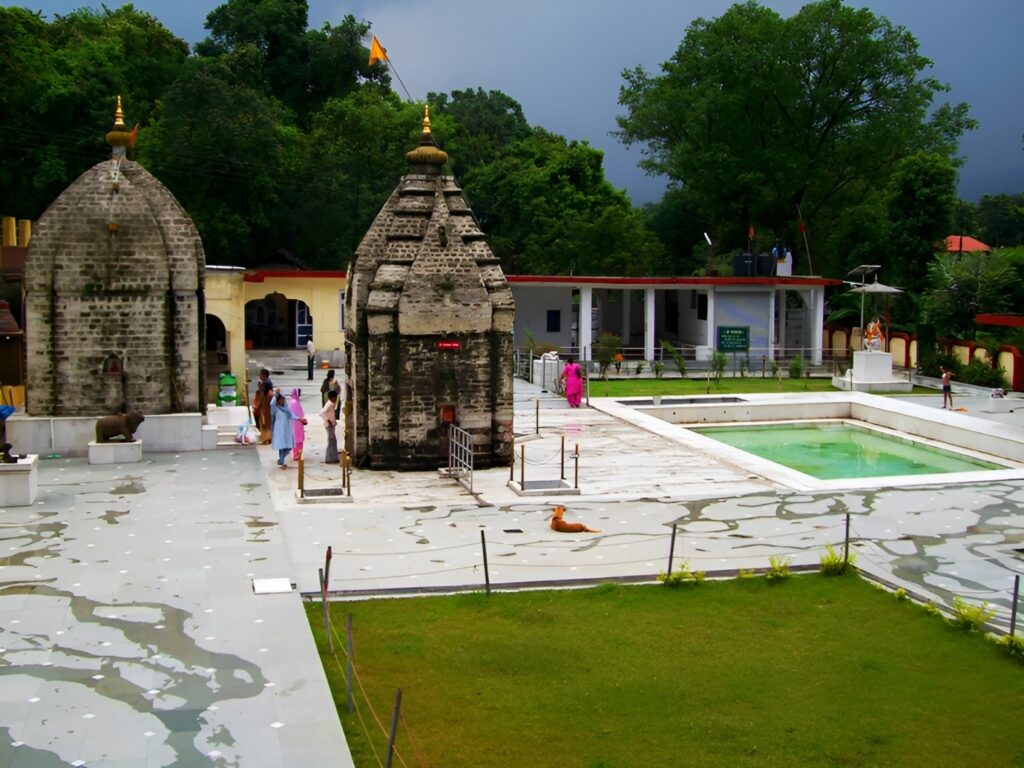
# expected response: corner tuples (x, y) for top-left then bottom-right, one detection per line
(584, 376), (934, 398)
(308, 576), (1024, 767)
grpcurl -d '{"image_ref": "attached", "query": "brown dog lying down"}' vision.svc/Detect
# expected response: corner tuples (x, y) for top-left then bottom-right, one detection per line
(550, 505), (601, 533)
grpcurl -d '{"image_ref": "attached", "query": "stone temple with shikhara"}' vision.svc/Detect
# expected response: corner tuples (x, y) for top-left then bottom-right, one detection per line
(344, 107), (515, 470)
(24, 98), (205, 417)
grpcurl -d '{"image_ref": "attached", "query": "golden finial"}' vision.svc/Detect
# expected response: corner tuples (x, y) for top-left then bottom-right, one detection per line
(113, 95), (126, 130)
(405, 102), (448, 169)
(106, 95), (131, 151)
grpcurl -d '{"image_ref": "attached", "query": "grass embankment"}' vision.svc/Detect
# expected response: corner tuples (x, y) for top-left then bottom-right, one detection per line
(587, 377), (934, 397)
(308, 577), (1024, 767)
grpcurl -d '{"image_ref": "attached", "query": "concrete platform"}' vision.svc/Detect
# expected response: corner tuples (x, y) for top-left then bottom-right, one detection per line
(88, 439), (143, 464)
(0, 453), (37, 506)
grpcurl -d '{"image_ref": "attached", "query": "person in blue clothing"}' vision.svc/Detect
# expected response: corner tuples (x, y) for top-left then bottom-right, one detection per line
(270, 392), (306, 469)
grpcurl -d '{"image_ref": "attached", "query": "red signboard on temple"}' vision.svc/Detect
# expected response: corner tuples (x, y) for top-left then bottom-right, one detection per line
(436, 339), (461, 350)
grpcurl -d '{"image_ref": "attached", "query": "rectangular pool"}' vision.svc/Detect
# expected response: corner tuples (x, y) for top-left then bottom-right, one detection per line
(692, 422), (1002, 480)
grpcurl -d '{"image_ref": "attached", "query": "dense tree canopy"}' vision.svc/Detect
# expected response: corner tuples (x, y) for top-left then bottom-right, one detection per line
(616, 0), (975, 278)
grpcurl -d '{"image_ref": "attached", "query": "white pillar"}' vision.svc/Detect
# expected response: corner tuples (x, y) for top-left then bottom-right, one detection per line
(621, 289), (631, 348)
(778, 289), (787, 357)
(810, 287), (824, 365)
(579, 284), (593, 361)
(768, 290), (776, 361)
(644, 287), (656, 362)
(706, 291), (716, 348)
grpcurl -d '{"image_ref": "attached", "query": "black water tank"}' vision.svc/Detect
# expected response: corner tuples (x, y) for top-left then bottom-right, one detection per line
(756, 252), (776, 276)
(732, 252), (754, 277)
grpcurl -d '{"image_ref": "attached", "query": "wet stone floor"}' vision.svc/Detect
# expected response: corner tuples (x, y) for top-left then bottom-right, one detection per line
(0, 451), (349, 768)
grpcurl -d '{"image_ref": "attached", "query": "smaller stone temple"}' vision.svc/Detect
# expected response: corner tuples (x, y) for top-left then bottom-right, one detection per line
(24, 98), (205, 416)
(344, 107), (515, 469)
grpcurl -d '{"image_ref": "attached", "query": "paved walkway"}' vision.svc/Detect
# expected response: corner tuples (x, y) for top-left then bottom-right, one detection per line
(1, 353), (1022, 766)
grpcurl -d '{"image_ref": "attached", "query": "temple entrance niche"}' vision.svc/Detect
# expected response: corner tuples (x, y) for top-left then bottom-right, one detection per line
(205, 313), (229, 400)
(245, 293), (312, 349)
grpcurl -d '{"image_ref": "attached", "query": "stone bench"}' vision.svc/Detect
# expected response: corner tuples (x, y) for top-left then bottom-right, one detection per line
(979, 398), (1016, 414)
(88, 440), (143, 465)
(0, 454), (38, 506)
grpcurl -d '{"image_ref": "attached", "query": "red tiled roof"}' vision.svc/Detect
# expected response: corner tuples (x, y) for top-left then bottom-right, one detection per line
(945, 235), (991, 253)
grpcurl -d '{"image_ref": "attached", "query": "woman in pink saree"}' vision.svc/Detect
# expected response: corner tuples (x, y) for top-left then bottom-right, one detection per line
(289, 388), (306, 460)
(560, 358), (583, 408)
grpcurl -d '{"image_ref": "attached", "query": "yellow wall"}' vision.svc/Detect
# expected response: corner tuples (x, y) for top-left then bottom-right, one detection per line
(205, 270), (348, 376)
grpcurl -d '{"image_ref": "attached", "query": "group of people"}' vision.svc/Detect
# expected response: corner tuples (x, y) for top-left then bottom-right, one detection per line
(251, 366), (343, 469)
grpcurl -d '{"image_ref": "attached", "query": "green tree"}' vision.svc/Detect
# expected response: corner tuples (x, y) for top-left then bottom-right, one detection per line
(616, 0), (974, 276)
(0, 6), (188, 217)
(462, 128), (660, 275)
(976, 194), (1024, 247)
(922, 251), (1014, 339)
(884, 152), (957, 296)
(427, 88), (531, 178)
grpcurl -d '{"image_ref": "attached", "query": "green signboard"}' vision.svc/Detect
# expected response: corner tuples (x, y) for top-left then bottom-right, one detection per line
(716, 325), (750, 353)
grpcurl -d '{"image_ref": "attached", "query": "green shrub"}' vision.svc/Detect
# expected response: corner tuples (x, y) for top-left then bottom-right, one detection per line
(958, 358), (1007, 388)
(710, 351), (727, 382)
(660, 339), (687, 378)
(767, 556), (791, 581)
(737, 567), (756, 579)
(819, 543), (856, 576)
(788, 356), (804, 380)
(950, 596), (996, 632)
(894, 588), (908, 601)
(654, 361), (665, 379)
(658, 560), (706, 586)
(995, 633), (1024, 662)
(635, 361), (645, 376)
(594, 333), (622, 379)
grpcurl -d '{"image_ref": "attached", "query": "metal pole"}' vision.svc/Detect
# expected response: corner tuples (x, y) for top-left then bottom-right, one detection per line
(560, 435), (565, 480)
(535, 398), (539, 435)
(843, 513), (851, 566)
(1012, 574), (1021, 637)
(666, 524), (678, 579)
(481, 530), (491, 595)
(385, 688), (402, 768)
(573, 443), (579, 489)
(298, 457), (305, 497)
(324, 546), (333, 592)
(346, 613), (354, 713)
(520, 444), (525, 488)
(509, 440), (515, 482)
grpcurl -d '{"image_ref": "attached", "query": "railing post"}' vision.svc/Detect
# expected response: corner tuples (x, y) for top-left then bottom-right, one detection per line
(560, 435), (565, 480)
(297, 457), (305, 497)
(520, 444), (525, 488)
(844, 513), (851, 566)
(385, 688), (402, 768)
(1012, 574), (1021, 637)
(666, 524), (678, 579)
(573, 443), (580, 489)
(481, 530), (491, 595)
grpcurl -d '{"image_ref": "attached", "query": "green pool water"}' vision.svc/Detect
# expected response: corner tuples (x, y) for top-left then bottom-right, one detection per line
(692, 422), (1002, 480)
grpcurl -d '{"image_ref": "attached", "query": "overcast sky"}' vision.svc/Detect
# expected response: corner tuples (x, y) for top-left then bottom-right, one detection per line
(6, 0), (1023, 204)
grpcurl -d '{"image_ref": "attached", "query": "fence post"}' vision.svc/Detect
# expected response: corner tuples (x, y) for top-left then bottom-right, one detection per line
(535, 398), (540, 434)
(323, 546), (333, 592)
(843, 513), (851, 566)
(666, 524), (678, 579)
(481, 530), (491, 595)
(509, 440), (515, 482)
(560, 435), (565, 480)
(319, 566), (332, 654)
(346, 613), (354, 713)
(573, 443), (580, 489)
(385, 688), (402, 768)
(520, 444), (525, 488)
(298, 457), (305, 498)
(1012, 574), (1021, 637)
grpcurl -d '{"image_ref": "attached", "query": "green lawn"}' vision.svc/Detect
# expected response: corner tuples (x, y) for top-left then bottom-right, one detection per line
(308, 577), (1024, 767)
(585, 376), (934, 397)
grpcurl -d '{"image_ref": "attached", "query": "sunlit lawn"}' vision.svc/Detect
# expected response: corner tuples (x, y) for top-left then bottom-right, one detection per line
(308, 576), (1024, 767)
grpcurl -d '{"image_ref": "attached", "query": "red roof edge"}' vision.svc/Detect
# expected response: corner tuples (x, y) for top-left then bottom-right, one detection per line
(976, 314), (1024, 328)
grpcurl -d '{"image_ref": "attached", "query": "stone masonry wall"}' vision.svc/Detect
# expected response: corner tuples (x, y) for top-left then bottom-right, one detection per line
(24, 160), (205, 416)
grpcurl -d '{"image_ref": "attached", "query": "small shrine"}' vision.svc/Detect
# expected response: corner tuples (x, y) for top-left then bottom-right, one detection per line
(344, 107), (515, 469)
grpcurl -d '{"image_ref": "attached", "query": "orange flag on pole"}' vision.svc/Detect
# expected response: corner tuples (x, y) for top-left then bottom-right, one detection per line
(368, 35), (388, 66)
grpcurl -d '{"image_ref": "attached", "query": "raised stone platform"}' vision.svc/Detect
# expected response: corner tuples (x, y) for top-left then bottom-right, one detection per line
(0, 453), (38, 506)
(832, 350), (912, 393)
(88, 439), (142, 465)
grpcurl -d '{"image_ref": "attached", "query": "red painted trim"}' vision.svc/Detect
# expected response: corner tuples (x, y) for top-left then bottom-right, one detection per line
(977, 314), (1024, 327)
(506, 274), (841, 287)
(243, 270), (347, 282)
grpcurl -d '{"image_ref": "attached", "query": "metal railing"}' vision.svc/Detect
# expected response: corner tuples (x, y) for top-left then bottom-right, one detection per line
(447, 424), (474, 494)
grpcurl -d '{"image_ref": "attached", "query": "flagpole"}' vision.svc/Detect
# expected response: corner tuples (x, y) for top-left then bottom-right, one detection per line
(387, 60), (413, 103)
(369, 35), (413, 102)
(796, 203), (813, 275)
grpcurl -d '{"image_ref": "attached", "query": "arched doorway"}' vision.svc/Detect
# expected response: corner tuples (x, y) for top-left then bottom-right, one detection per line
(244, 293), (314, 349)
(205, 313), (230, 401)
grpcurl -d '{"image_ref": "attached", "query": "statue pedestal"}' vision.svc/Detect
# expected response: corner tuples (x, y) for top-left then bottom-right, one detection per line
(88, 440), (143, 465)
(832, 351), (912, 393)
(0, 454), (38, 507)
